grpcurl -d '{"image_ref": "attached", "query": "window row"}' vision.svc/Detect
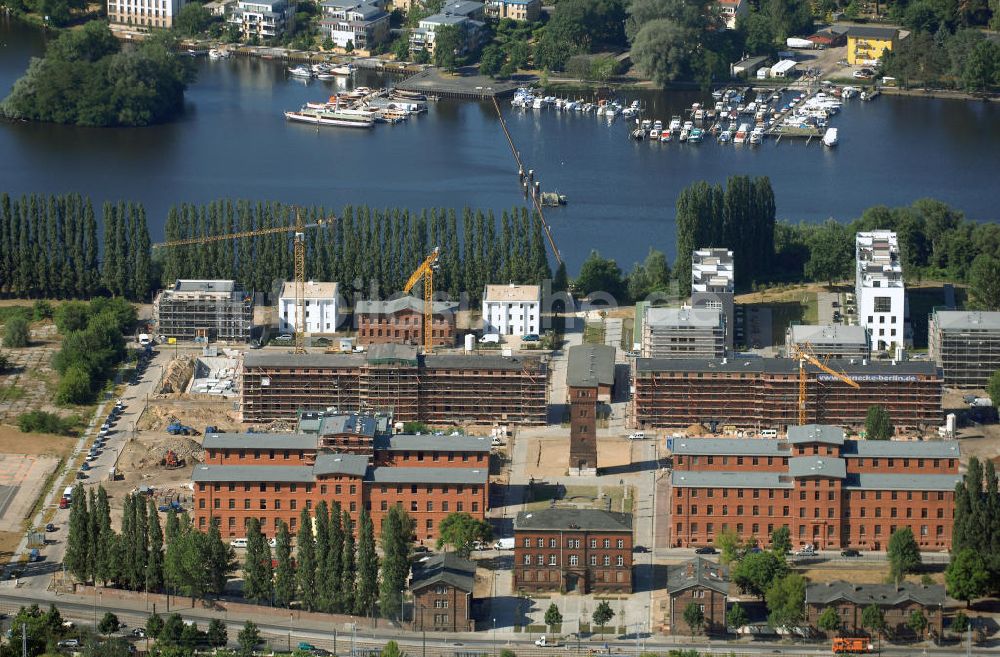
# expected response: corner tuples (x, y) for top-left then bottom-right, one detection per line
(522, 554), (625, 567)
(522, 537), (626, 549)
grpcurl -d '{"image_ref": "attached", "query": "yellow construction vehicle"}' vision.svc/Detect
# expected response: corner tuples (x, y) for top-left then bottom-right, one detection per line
(153, 210), (330, 355)
(403, 248), (441, 354)
(792, 343), (860, 425)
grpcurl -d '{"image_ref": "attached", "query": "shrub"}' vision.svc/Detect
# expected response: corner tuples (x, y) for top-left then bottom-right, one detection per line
(3, 315), (30, 348)
(56, 365), (93, 405)
(17, 410), (78, 435)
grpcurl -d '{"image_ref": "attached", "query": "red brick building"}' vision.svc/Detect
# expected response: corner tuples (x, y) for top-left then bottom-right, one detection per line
(669, 425), (960, 551)
(194, 425), (490, 544)
(806, 581), (947, 639)
(409, 552), (476, 632)
(513, 508), (633, 594)
(666, 557), (730, 635)
(567, 345), (615, 476)
(355, 297), (458, 348)
(634, 358), (942, 430)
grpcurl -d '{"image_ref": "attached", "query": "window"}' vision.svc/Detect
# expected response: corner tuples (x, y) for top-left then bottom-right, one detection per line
(524, 555), (531, 565)
(537, 538), (544, 547)
(569, 555), (578, 566)
(616, 556), (624, 566)
(590, 555), (597, 565)
(616, 539), (624, 549)
(603, 556), (610, 566)
(603, 539), (610, 548)
(537, 555), (544, 565)
(550, 538), (557, 548)
(874, 296), (892, 313)
(590, 539), (597, 548)
(524, 538), (531, 547)
(549, 554), (557, 565)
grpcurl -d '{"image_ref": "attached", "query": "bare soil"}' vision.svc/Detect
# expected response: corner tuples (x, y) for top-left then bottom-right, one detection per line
(0, 424), (75, 457)
(800, 566), (945, 586)
(139, 397), (242, 432)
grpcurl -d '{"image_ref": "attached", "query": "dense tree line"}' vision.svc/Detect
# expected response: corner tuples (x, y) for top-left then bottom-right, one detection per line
(882, 28), (1000, 93)
(674, 176), (776, 296)
(949, 457), (1000, 604)
(102, 202), (152, 301)
(0, 193), (100, 299)
(162, 201), (550, 304)
(2, 22), (195, 127)
(532, 0), (627, 71)
(51, 297), (137, 404)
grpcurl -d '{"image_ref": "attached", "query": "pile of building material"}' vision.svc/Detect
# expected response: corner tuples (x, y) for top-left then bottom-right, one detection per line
(159, 356), (195, 394)
(188, 356), (239, 397)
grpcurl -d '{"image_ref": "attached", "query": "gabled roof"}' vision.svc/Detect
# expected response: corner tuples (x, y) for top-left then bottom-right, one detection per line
(670, 438), (786, 456)
(203, 432), (318, 450)
(514, 508), (632, 532)
(367, 467), (488, 484)
(410, 552), (476, 593)
(483, 284), (541, 303)
(671, 470), (793, 489)
(789, 456), (846, 479)
(666, 557), (729, 595)
(846, 25), (899, 40)
(787, 424), (845, 446)
(355, 296), (458, 316)
(806, 581), (946, 607)
(279, 281), (338, 300)
(844, 473), (962, 491)
(567, 344), (616, 388)
(313, 453), (370, 477)
(374, 434), (491, 452)
(841, 439), (960, 459)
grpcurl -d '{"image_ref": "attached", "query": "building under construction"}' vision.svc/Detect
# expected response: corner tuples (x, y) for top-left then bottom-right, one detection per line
(928, 310), (1000, 387)
(153, 279), (253, 342)
(241, 344), (548, 425)
(633, 357), (942, 431)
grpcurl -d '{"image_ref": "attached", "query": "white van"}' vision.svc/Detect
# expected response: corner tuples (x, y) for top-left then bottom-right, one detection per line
(480, 334), (500, 344)
(491, 436), (504, 446)
(760, 429), (778, 438)
(628, 432), (646, 440)
(229, 538), (248, 549)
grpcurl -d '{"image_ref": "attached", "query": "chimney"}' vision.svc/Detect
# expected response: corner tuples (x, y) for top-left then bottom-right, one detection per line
(686, 562), (695, 578)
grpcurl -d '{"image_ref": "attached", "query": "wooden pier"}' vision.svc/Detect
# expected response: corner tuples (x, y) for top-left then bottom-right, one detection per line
(395, 69), (525, 100)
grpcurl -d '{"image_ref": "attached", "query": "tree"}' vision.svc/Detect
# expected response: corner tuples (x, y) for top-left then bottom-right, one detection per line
(908, 609), (928, 638)
(381, 640), (404, 657)
(630, 20), (697, 87)
(732, 551), (788, 599)
(683, 602), (704, 635)
(296, 508), (318, 611)
(480, 44), (505, 77)
(436, 512), (493, 557)
(57, 365), (92, 405)
(715, 528), (745, 565)
(355, 509), (379, 616)
(173, 3), (213, 36)
(804, 220), (854, 284)
(161, 613), (185, 645)
(887, 528), (922, 582)
(544, 603), (563, 631)
(243, 518), (274, 604)
(969, 254), (1000, 310)
(817, 606), (841, 634)
(146, 500), (164, 592)
(575, 250), (626, 301)
(379, 505), (414, 619)
(273, 520), (296, 608)
(433, 24), (464, 71)
(237, 620), (261, 657)
(726, 602), (748, 632)
(207, 619), (228, 647)
(988, 370), (1000, 408)
(952, 610), (969, 635)
(765, 574), (805, 630)
(770, 527), (791, 556)
(945, 548), (989, 606)
(3, 314), (29, 348)
(146, 613), (164, 639)
(861, 604), (886, 636)
(592, 601), (615, 630)
(98, 612), (121, 635)
(65, 483), (90, 582)
(865, 405), (894, 439)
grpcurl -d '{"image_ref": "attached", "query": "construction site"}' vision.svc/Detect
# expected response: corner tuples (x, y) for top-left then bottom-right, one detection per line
(241, 344), (548, 425)
(632, 357), (943, 431)
(152, 280), (254, 343)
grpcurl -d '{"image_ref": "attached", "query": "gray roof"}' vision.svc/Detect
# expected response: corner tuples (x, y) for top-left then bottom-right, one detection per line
(422, 12), (469, 24)
(355, 296), (458, 316)
(670, 438), (786, 456)
(244, 352), (366, 368)
(367, 467), (488, 484)
(513, 508), (632, 532)
(666, 557), (729, 595)
(847, 25), (899, 39)
(313, 453), (370, 477)
(367, 343), (420, 364)
(788, 324), (869, 346)
(787, 424), (845, 445)
(567, 345), (616, 388)
(842, 439), (960, 459)
(789, 456), (846, 479)
(671, 470), (793, 489)
(442, 0), (483, 14)
(646, 307), (723, 329)
(635, 357), (938, 378)
(733, 55), (770, 68)
(192, 465), (315, 483)
(410, 552), (476, 593)
(423, 353), (544, 371)
(932, 310), (1000, 331)
(316, 414), (378, 437)
(174, 279), (236, 293)
(844, 473), (962, 491)
(374, 434), (491, 452)
(806, 581), (946, 607)
(203, 432), (318, 450)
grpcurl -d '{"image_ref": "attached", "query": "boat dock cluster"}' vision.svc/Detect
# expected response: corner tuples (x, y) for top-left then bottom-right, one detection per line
(283, 77), (429, 129)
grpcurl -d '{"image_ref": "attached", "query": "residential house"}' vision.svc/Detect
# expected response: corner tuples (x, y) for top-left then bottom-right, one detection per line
(355, 296), (458, 348)
(846, 26), (899, 65)
(785, 324), (871, 360)
(278, 281), (341, 335)
(409, 552), (477, 632)
(806, 581), (947, 639)
(228, 0), (294, 39)
(716, 0), (748, 29)
(484, 0), (539, 21)
(410, 5), (485, 55)
(928, 310), (1000, 387)
(856, 230), (908, 352)
(108, 0), (186, 29)
(481, 283), (542, 337)
(666, 557), (730, 635)
(319, 0), (390, 50)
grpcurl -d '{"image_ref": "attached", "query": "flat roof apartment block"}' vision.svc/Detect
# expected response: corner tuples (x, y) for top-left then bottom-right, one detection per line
(633, 357), (941, 430)
(786, 324), (871, 359)
(153, 279), (253, 342)
(643, 307), (726, 359)
(856, 231), (908, 352)
(691, 248), (734, 350)
(929, 310), (1000, 387)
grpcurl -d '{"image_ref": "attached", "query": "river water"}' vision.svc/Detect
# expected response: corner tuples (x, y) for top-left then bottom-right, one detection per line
(1, 18), (998, 272)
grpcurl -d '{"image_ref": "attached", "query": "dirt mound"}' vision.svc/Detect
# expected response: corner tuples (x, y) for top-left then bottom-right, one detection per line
(686, 423), (708, 435)
(120, 435), (205, 471)
(139, 400), (241, 432)
(160, 356), (194, 393)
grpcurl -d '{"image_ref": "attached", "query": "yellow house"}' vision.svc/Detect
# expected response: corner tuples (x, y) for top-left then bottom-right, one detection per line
(846, 26), (900, 66)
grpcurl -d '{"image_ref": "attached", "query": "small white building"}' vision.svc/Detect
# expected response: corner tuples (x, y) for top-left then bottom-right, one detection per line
(856, 231), (908, 352)
(278, 281), (341, 334)
(770, 59), (798, 78)
(482, 284), (541, 337)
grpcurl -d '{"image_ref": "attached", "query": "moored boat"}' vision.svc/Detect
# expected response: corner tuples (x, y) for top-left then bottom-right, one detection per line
(823, 127), (838, 147)
(284, 106), (374, 128)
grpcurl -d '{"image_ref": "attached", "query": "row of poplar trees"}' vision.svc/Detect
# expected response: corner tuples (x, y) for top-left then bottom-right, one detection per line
(0, 194), (152, 300)
(948, 456), (1000, 604)
(243, 503), (413, 619)
(161, 202), (552, 304)
(674, 176), (777, 295)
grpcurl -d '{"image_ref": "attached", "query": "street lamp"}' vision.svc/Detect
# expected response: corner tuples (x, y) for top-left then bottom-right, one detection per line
(492, 618), (496, 657)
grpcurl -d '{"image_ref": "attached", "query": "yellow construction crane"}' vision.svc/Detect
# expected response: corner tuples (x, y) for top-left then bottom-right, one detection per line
(152, 210), (330, 355)
(792, 343), (860, 425)
(403, 247), (441, 354)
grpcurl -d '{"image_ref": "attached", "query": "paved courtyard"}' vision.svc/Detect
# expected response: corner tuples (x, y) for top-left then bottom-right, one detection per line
(0, 454), (59, 533)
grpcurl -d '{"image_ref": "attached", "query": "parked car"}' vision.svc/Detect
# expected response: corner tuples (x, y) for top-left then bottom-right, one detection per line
(276, 334), (293, 341)
(521, 334), (540, 342)
(45, 523), (56, 532)
(694, 546), (717, 555)
(57, 640), (80, 648)
(795, 545), (816, 556)
(633, 545), (650, 553)
(841, 549), (861, 557)
(131, 628), (146, 638)
(229, 538), (248, 549)
(628, 432), (647, 440)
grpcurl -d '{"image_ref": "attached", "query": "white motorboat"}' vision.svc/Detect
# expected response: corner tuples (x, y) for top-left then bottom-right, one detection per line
(284, 107), (374, 128)
(288, 65), (313, 78)
(749, 127), (763, 145)
(734, 123), (750, 144)
(668, 116), (681, 132)
(331, 64), (355, 76)
(823, 127), (838, 147)
(208, 48), (231, 60)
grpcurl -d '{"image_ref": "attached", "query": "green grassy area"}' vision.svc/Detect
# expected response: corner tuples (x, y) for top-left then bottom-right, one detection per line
(0, 306), (32, 323)
(764, 293), (818, 345)
(0, 384), (26, 402)
(908, 285), (967, 349)
(583, 321), (605, 345)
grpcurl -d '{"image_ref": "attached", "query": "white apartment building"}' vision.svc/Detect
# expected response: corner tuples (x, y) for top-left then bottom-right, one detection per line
(278, 281), (340, 334)
(855, 230), (908, 352)
(108, 0), (185, 29)
(228, 0), (294, 39)
(482, 284), (541, 336)
(691, 248), (735, 350)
